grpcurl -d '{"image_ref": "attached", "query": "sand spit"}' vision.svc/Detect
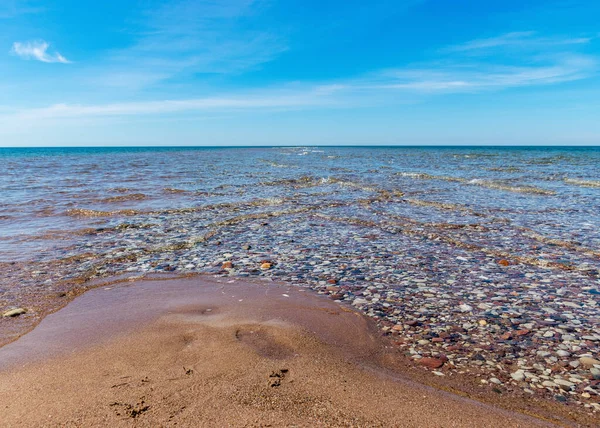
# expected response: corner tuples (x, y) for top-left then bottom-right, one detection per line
(0, 276), (569, 427)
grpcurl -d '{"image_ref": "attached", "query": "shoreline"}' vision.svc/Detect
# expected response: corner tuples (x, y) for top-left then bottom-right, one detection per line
(0, 275), (594, 426)
(2, 146), (599, 420)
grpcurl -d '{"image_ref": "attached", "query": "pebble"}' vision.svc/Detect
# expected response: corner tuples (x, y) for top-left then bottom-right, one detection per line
(511, 371), (525, 382)
(459, 304), (473, 313)
(419, 358), (445, 369)
(579, 357), (600, 369)
(2, 308), (26, 317)
(554, 379), (575, 391)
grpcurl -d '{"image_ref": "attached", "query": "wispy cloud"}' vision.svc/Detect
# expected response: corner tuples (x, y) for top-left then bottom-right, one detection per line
(11, 40), (70, 63)
(366, 54), (597, 93)
(1, 87), (336, 122)
(358, 31), (598, 94)
(0, 0), (43, 18)
(447, 31), (592, 53)
(95, 0), (286, 89)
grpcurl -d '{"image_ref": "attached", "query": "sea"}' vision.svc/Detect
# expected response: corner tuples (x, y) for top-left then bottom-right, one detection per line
(1, 146), (599, 263)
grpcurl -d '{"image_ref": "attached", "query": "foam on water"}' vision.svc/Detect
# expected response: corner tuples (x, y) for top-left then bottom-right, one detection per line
(564, 178), (600, 188)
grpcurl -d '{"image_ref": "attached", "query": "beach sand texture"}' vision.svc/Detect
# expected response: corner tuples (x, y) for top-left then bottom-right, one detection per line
(0, 276), (557, 427)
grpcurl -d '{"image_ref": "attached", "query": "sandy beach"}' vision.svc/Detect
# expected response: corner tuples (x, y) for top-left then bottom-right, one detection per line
(0, 275), (589, 427)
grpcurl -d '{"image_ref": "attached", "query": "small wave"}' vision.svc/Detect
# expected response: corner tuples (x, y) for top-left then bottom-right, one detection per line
(468, 179), (555, 196)
(100, 193), (147, 203)
(263, 197), (286, 205)
(564, 178), (600, 188)
(405, 198), (472, 212)
(35, 207), (56, 217)
(315, 177), (380, 193)
(109, 187), (132, 193)
(526, 155), (577, 165)
(66, 208), (139, 217)
(260, 176), (317, 188)
(163, 188), (189, 194)
(397, 172), (435, 179)
(259, 175), (390, 196)
(330, 179), (379, 193)
(451, 153), (498, 159)
(259, 159), (297, 168)
(66, 208), (114, 217)
(395, 172), (464, 182)
(487, 167), (522, 173)
(397, 172), (554, 195)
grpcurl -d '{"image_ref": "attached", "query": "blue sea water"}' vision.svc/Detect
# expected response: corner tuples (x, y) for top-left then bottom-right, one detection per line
(1, 146), (599, 262)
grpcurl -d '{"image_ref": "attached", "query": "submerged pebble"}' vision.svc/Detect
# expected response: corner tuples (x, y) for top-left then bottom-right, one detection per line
(2, 308), (26, 318)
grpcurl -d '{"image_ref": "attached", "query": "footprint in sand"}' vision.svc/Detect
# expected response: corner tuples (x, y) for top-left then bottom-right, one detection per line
(268, 368), (289, 387)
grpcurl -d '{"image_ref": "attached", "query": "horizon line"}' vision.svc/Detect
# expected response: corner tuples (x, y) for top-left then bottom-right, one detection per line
(1, 144), (599, 149)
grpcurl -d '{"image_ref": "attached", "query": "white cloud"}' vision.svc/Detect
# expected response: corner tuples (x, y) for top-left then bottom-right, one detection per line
(3, 54), (595, 125)
(447, 31), (592, 53)
(359, 31), (598, 94)
(93, 0), (286, 89)
(11, 40), (70, 63)
(367, 54), (597, 93)
(1, 88), (335, 122)
(0, 0), (43, 18)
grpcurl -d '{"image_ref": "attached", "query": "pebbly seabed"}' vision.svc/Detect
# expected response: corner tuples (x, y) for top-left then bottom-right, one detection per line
(1, 146), (599, 413)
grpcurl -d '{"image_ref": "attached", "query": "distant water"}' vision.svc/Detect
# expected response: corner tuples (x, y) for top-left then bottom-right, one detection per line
(1, 146), (599, 262)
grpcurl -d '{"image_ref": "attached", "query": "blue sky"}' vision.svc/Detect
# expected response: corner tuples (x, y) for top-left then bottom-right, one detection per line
(1, 0), (600, 146)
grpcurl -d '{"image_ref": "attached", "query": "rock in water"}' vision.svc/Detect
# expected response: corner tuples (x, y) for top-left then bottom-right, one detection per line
(459, 304), (473, 313)
(419, 358), (445, 369)
(510, 371), (525, 382)
(579, 356), (600, 368)
(2, 308), (26, 317)
(554, 379), (575, 391)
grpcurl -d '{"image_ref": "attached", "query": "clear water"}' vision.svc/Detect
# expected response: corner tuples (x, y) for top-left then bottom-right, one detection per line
(0, 146), (599, 264)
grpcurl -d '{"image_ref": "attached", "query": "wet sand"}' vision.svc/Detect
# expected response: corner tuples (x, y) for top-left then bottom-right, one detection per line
(0, 275), (569, 427)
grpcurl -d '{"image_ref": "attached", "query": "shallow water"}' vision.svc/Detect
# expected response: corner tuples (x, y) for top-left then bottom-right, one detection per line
(1, 146), (599, 261)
